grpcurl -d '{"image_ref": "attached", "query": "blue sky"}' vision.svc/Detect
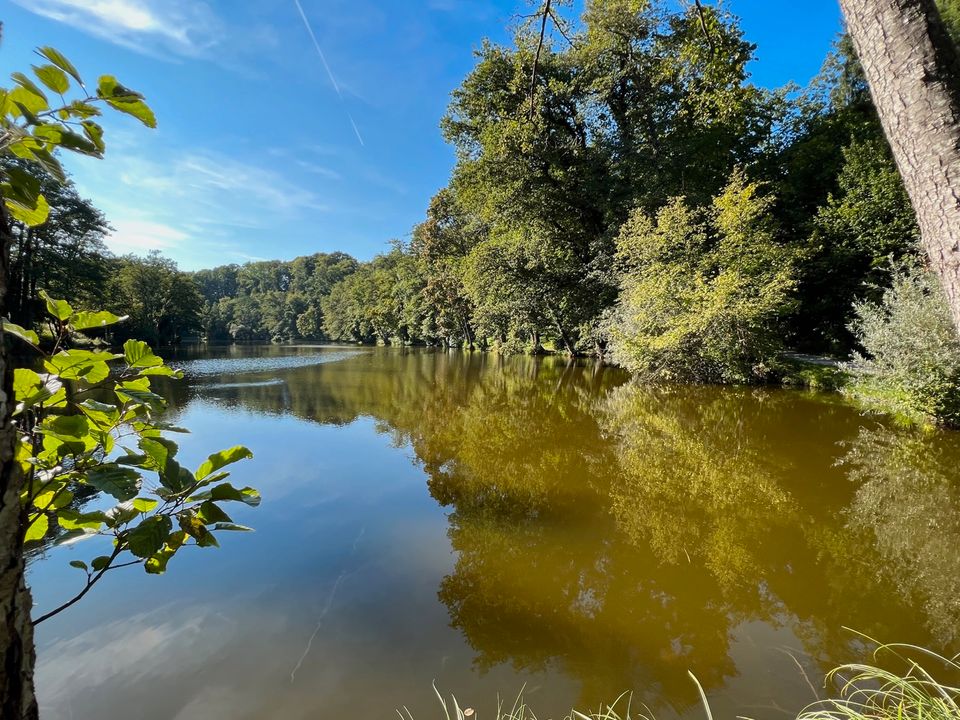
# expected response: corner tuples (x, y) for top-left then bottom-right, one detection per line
(2, 0), (843, 271)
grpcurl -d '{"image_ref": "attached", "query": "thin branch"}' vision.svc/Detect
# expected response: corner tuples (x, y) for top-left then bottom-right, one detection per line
(33, 543), (124, 625)
(528, 0), (552, 121)
(693, 0), (716, 54)
(547, 7), (576, 46)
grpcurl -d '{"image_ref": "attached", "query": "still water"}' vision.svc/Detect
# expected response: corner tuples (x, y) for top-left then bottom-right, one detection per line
(28, 346), (960, 720)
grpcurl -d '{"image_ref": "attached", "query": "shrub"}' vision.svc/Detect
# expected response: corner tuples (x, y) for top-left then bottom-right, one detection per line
(605, 170), (796, 384)
(845, 263), (960, 426)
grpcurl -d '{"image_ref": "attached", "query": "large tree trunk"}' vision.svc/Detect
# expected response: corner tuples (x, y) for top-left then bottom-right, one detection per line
(840, 0), (960, 333)
(0, 201), (37, 719)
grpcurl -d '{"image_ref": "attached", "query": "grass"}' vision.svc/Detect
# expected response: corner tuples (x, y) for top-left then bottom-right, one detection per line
(797, 643), (960, 720)
(413, 643), (960, 720)
(777, 357), (850, 392)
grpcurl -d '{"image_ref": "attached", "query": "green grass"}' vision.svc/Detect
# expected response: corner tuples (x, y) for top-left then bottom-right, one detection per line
(413, 643), (960, 720)
(798, 643), (960, 720)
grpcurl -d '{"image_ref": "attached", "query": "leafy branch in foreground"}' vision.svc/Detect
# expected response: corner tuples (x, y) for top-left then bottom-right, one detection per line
(7, 293), (256, 625)
(1, 45), (156, 226)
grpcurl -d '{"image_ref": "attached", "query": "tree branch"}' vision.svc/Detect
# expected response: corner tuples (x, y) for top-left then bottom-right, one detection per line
(528, 0), (552, 121)
(694, 0), (716, 54)
(32, 543), (124, 625)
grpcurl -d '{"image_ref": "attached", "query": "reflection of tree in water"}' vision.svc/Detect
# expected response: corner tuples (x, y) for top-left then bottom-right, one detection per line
(158, 348), (960, 711)
(843, 426), (960, 643)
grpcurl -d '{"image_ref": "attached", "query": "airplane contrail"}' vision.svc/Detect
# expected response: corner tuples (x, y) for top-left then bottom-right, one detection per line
(292, 0), (365, 147)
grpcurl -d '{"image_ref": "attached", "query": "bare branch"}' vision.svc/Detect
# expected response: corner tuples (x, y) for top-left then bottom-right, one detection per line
(528, 0), (553, 121)
(694, 0), (716, 55)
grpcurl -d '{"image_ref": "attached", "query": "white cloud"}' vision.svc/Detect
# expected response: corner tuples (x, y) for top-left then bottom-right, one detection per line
(14, 0), (224, 60)
(107, 218), (188, 255)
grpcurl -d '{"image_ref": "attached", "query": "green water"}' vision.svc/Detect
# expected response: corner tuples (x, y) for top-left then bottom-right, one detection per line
(29, 346), (960, 719)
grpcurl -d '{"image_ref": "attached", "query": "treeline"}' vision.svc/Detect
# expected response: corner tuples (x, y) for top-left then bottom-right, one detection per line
(312, 4), (925, 373)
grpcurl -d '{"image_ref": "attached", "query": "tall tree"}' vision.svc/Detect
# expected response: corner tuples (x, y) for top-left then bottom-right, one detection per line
(839, 0), (960, 333)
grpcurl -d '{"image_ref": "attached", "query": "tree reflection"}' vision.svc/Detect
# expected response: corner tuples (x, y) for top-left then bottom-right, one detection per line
(158, 347), (960, 712)
(843, 425), (960, 643)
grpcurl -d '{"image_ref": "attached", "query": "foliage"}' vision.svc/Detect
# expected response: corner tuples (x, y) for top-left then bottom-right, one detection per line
(605, 170), (796, 383)
(10, 294), (256, 622)
(107, 251), (203, 346)
(3, 160), (110, 327)
(194, 252), (359, 343)
(0, 48), (257, 628)
(0, 46), (155, 226)
(797, 137), (919, 351)
(845, 263), (960, 427)
(798, 643), (960, 720)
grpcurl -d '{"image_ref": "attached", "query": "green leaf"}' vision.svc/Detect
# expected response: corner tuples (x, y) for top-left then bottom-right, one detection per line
(32, 64), (69, 94)
(10, 72), (48, 103)
(4, 320), (40, 347)
(211, 523), (254, 532)
(9, 86), (48, 116)
(123, 339), (162, 368)
(69, 559), (88, 571)
(209, 483), (261, 507)
(126, 515), (172, 558)
(55, 128), (100, 157)
(91, 555), (112, 571)
(137, 366), (182, 378)
(33, 488), (73, 511)
(197, 500), (231, 524)
(86, 465), (141, 502)
(58, 509), (107, 531)
(81, 121), (105, 153)
(40, 291), (73, 321)
(195, 446), (253, 482)
(14, 368), (61, 411)
(132, 497), (158, 513)
(45, 350), (113, 384)
(70, 310), (125, 331)
(178, 511), (218, 548)
(4, 193), (49, 227)
(105, 501), (139, 527)
(36, 47), (84, 86)
(24, 514), (49, 543)
(97, 75), (156, 128)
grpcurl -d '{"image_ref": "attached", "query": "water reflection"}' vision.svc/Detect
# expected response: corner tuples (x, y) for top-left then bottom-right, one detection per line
(31, 346), (960, 720)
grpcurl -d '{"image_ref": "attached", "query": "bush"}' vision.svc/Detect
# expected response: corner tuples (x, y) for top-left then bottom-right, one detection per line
(604, 170), (796, 384)
(845, 263), (960, 426)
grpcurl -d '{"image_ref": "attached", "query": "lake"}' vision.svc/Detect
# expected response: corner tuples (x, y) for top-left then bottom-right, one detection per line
(28, 345), (960, 720)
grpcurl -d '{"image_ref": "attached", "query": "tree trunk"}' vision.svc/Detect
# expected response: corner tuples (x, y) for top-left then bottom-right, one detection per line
(0, 200), (38, 719)
(840, 0), (960, 333)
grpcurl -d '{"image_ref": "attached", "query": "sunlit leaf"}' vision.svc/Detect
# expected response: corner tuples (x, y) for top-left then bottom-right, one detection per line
(36, 47), (84, 86)
(70, 310), (125, 331)
(3, 319), (40, 347)
(40, 291), (73, 321)
(24, 514), (49, 543)
(123, 339), (162, 368)
(195, 446), (253, 482)
(32, 63), (69, 94)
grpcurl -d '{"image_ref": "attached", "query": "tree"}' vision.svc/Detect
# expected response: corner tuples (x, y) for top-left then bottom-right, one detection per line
(605, 170), (796, 383)
(108, 252), (203, 345)
(839, 0), (960, 335)
(3, 162), (109, 327)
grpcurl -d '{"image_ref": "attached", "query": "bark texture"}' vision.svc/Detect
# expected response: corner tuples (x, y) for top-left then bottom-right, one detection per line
(0, 199), (37, 719)
(840, 0), (960, 333)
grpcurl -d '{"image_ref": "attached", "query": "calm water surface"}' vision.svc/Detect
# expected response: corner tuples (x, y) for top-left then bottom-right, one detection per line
(28, 346), (960, 720)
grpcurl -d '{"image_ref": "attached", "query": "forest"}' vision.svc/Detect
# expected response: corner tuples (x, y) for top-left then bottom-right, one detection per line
(6, 0), (959, 425)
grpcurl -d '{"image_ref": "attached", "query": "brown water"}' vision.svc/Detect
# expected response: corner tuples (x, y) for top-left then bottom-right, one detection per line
(29, 346), (960, 720)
